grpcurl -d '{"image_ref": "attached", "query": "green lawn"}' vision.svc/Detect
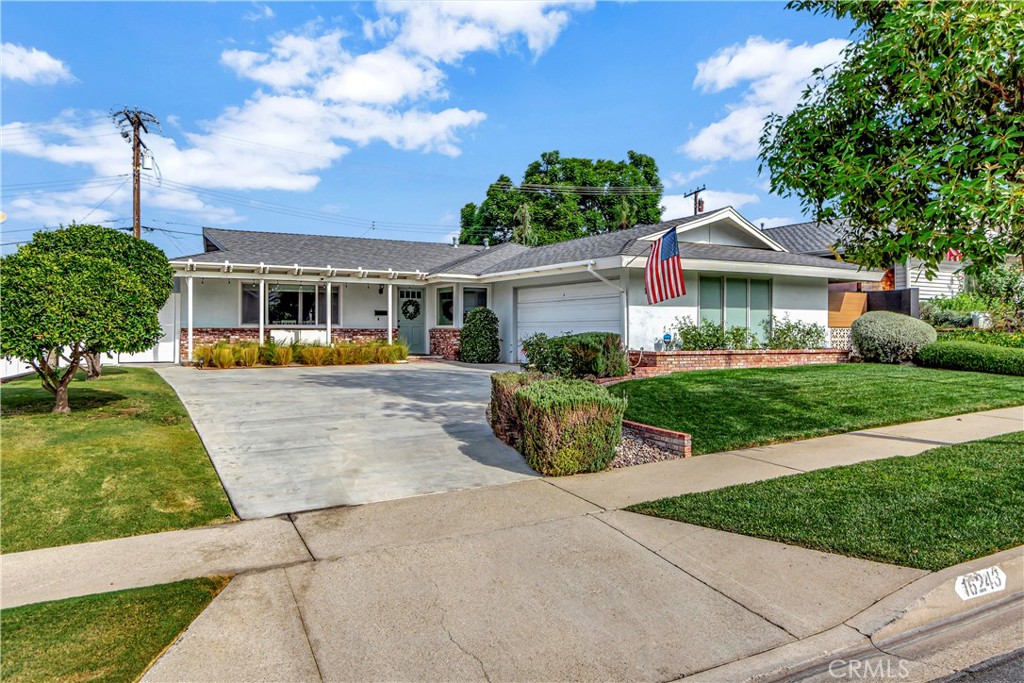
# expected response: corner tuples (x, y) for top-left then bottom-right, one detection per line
(0, 577), (228, 683)
(1, 367), (235, 553)
(609, 364), (1024, 455)
(628, 432), (1024, 571)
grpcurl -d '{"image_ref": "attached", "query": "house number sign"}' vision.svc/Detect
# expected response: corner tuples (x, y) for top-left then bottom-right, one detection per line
(953, 566), (1006, 601)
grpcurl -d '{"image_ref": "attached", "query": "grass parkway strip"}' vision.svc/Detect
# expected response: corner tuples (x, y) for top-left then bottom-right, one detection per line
(628, 431), (1024, 571)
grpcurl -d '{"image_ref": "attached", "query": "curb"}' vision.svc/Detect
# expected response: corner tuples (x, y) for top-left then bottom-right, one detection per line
(683, 546), (1024, 682)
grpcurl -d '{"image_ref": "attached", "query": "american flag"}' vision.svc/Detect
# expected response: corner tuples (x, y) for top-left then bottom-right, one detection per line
(947, 248), (963, 261)
(645, 227), (686, 304)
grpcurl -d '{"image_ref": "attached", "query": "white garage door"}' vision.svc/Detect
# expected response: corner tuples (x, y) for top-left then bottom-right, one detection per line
(515, 281), (622, 357)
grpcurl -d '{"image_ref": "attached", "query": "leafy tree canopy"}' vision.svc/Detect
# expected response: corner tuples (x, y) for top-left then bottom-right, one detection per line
(0, 224), (173, 412)
(760, 0), (1024, 276)
(459, 150), (663, 246)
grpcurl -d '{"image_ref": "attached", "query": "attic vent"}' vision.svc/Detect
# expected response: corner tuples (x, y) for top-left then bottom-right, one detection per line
(452, 236), (459, 248)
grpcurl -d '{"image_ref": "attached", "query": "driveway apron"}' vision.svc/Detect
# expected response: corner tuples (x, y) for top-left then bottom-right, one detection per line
(158, 363), (535, 518)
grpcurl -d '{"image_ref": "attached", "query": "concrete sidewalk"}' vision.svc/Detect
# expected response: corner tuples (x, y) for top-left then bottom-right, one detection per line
(1, 406), (1020, 682)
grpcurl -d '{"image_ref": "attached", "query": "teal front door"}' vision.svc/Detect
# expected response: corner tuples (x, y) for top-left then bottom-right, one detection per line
(398, 287), (426, 353)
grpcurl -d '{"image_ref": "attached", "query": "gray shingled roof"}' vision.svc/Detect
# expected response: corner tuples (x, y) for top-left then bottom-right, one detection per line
(178, 227), (483, 273)
(177, 211), (866, 277)
(761, 219), (849, 256)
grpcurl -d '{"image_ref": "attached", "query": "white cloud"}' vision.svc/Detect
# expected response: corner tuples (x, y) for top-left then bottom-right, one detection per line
(752, 216), (794, 230)
(1, 43), (74, 84)
(664, 164), (715, 189)
(383, 1), (590, 63)
(661, 189), (760, 218)
(244, 3), (274, 22)
(681, 36), (848, 161)
(4, 3), (589, 225)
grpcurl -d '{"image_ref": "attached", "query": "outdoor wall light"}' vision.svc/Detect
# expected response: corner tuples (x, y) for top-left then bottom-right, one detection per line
(378, 285), (384, 295)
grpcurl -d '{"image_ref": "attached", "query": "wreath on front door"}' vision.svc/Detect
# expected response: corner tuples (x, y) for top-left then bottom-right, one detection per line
(401, 298), (421, 320)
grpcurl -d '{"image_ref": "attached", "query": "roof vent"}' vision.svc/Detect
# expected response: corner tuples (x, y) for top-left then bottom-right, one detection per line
(452, 236), (459, 248)
(760, 222), (765, 229)
(484, 238), (490, 250)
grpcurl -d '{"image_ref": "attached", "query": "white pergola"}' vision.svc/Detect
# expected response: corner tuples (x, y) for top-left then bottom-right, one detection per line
(172, 258), (431, 360)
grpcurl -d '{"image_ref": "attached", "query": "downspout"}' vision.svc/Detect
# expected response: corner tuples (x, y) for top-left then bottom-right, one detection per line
(586, 262), (629, 349)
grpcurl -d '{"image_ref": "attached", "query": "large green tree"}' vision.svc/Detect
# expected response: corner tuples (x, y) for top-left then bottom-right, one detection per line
(760, 0), (1024, 276)
(459, 150), (663, 246)
(1, 224), (173, 412)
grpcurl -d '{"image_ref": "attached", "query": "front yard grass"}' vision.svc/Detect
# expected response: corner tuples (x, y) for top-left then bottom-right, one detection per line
(1, 367), (235, 553)
(609, 364), (1024, 455)
(0, 577), (228, 683)
(628, 432), (1024, 571)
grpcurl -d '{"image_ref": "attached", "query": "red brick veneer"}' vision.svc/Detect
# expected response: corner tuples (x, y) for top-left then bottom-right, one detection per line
(429, 328), (461, 360)
(628, 348), (850, 377)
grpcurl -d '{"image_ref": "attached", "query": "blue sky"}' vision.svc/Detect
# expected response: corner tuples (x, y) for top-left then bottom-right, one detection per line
(1, 1), (852, 257)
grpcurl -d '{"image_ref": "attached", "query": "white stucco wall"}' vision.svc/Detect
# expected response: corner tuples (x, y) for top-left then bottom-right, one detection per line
(491, 281), (515, 362)
(337, 282), (394, 328)
(678, 222), (767, 248)
(626, 269), (699, 350)
(772, 276), (829, 329)
(190, 278), (239, 327)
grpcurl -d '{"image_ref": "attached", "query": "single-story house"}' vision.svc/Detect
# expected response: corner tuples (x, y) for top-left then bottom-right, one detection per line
(124, 207), (884, 364)
(762, 218), (966, 300)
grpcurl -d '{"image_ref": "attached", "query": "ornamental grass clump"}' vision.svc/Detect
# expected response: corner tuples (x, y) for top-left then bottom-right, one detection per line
(212, 347), (236, 369)
(852, 311), (936, 363)
(489, 371), (545, 447)
(301, 345), (331, 366)
(193, 344), (215, 367)
(272, 345), (293, 366)
(237, 345), (260, 368)
(514, 379), (626, 476)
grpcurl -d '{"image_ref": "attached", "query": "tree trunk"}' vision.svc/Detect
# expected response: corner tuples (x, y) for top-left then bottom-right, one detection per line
(53, 385), (71, 414)
(84, 351), (102, 380)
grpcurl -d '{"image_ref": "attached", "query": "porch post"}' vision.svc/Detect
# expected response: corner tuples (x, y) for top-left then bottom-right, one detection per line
(387, 283), (394, 344)
(187, 275), (194, 363)
(258, 279), (265, 345)
(325, 282), (332, 345)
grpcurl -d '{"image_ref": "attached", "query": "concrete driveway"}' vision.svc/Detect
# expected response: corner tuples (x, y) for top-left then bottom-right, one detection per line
(158, 362), (535, 518)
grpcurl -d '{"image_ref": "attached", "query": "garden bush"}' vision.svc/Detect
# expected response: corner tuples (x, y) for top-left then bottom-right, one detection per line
(237, 345), (260, 367)
(514, 379), (626, 476)
(761, 315), (827, 349)
(917, 341), (1024, 376)
(521, 332), (629, 378)
(923, 307), (974, 329)
(301, 345), (331, 366)
(460, 307), (500, 363)
(272, 345), (293, 366)
(193, 344), (215, 367)
(936, 329), (1024, 349)
(674, 318), (729, 350)
(852, 311), (937, 363)
(212, 347), (236, 369)
(489, 371), (545, 447)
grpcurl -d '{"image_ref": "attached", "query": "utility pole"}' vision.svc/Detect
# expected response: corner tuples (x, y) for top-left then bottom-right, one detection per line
(684, 185), (706, 216)
(111, 108), (160, 238)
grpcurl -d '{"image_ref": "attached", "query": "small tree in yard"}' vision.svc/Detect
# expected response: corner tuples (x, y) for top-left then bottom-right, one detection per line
(1, 224), (173, 413)
(760, 1), (1024, 276)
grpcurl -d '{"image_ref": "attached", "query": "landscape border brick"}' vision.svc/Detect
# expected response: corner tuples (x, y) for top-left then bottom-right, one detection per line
(628, 348), (850, 377)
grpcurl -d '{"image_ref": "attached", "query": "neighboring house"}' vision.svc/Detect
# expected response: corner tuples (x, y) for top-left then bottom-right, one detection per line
(762, 218), (966, 300)
(123, 207), (882, 364)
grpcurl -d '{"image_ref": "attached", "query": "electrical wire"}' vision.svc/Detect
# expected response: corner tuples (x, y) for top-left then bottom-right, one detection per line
(79, 177), (130, 222)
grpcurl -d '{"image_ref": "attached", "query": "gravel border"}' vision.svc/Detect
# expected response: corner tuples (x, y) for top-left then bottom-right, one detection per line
(611, 432), (682, 468)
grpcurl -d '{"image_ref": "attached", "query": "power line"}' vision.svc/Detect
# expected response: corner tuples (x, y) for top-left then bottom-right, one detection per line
(491, 182), (665, 196)
(79, 177), (130, 223)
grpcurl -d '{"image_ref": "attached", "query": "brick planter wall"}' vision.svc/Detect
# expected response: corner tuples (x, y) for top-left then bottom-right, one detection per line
(331, 328), (397, 345)
(429, 328), (461, 360)
(180, 327), (398, 362)
(623, 420), (692, 459)
(628, 348), (850, 377)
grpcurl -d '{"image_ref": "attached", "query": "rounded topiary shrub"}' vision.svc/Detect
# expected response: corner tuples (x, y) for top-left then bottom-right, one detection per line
(852, 311), (937, 364)
(460, 307), (500, 363)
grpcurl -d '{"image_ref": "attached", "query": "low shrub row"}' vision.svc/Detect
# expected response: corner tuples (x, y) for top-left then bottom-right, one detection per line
(520, 332), (630, 378)
(852, 311), (937, 363)
(490, 371), (625, 476)
(193, 340), (409, 368)
(670, 315), (826, 351)
(916, 341), (1024, 376)
(936, 329), (1024, 349)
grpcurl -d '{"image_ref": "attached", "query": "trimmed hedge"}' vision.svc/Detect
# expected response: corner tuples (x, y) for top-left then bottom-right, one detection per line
(514, 379), (626, 476)
(937, 329), (1024, 349)
(489, 371), (545, 447)
(460, 307), (500, 363)
(521, 332), (630, 378)
(917, 341), (1024, 376)
(852, 311), (937, 363)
